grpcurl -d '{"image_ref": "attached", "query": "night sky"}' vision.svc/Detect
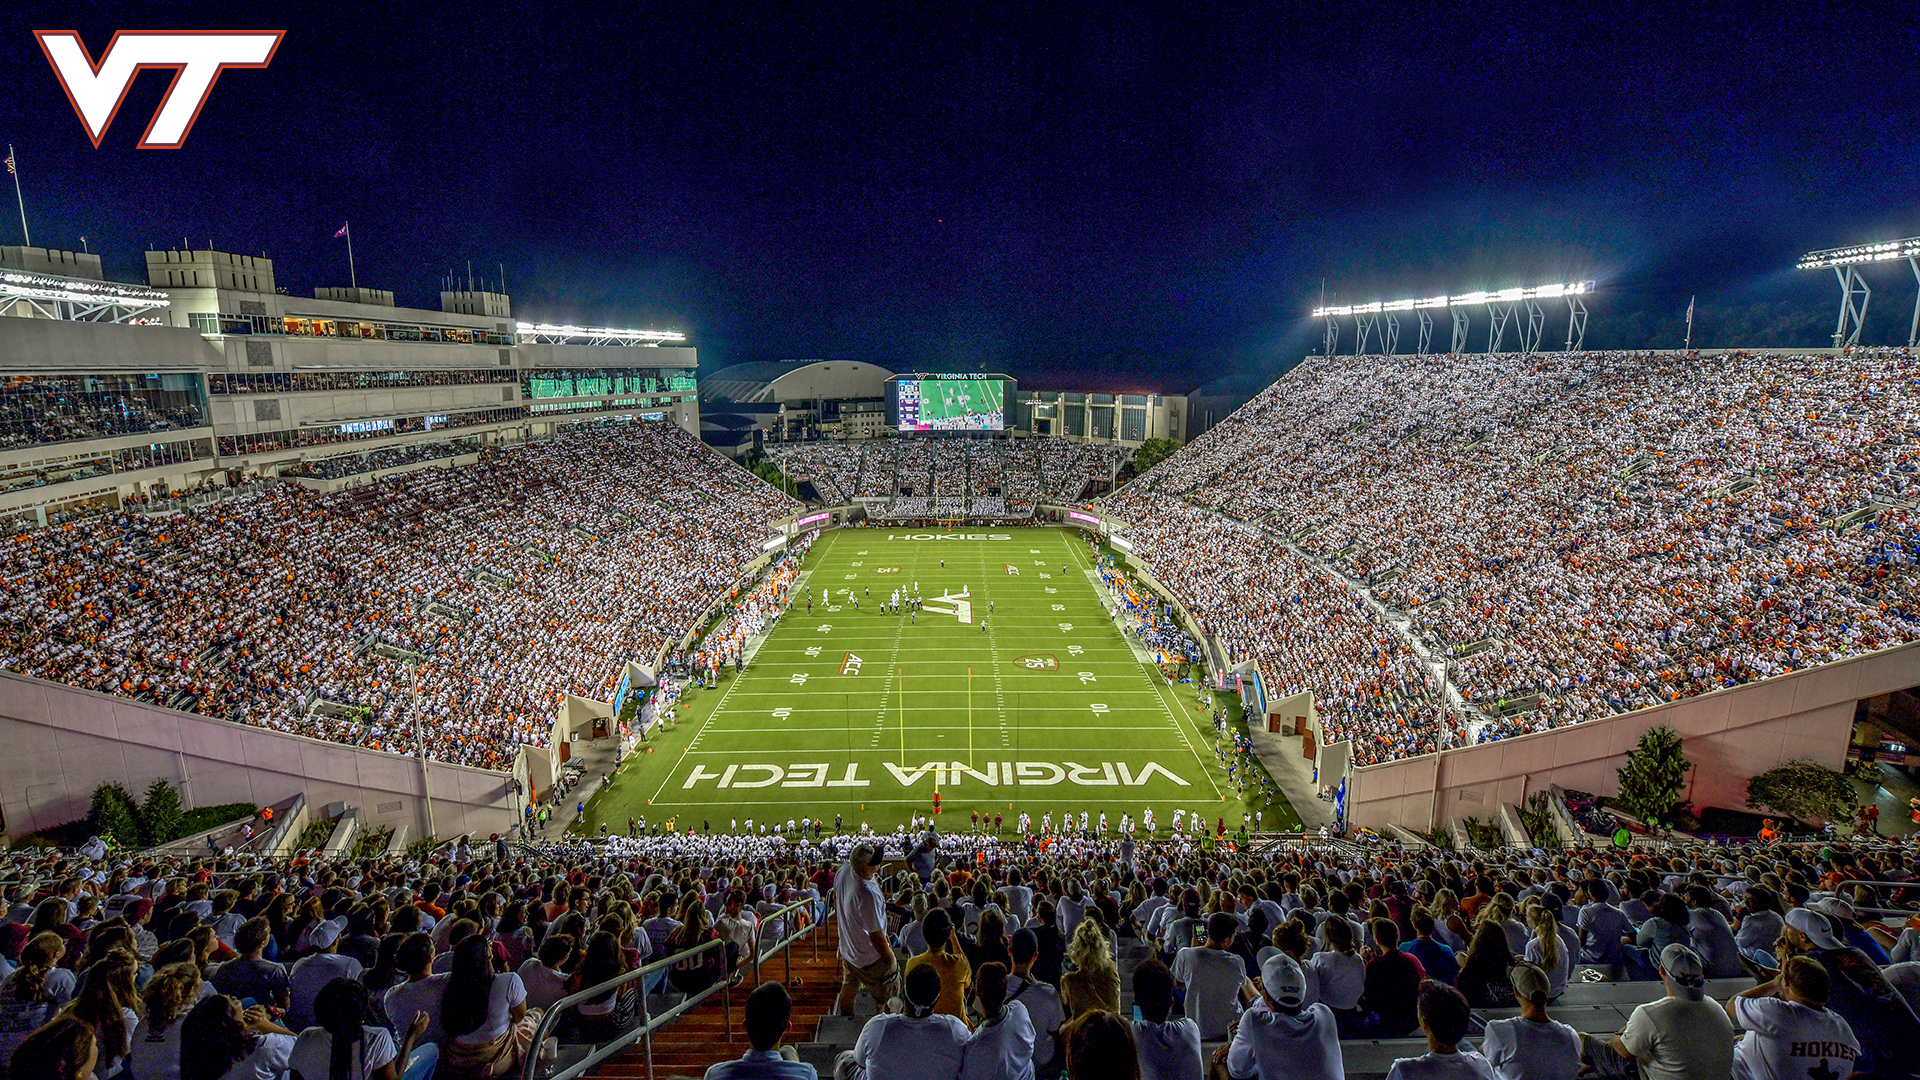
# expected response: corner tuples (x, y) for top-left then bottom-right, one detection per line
(3, 3), (1918, 395)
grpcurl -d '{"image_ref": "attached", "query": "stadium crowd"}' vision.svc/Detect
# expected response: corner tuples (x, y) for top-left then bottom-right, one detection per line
(772, 439), (1127, 522)
(0, 422), (798, 769)
(1105, 349), (1920, 761)
(0, 827), (1912, 1080)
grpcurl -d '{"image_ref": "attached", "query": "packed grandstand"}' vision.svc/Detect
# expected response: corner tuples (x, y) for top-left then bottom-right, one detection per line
(770, 439), (1128, 520)
(0, 422), (797, 769)
(0, 824), (1910, 1079)
(1100, 348), (1920, 766)
(7, 348), (1920, 777)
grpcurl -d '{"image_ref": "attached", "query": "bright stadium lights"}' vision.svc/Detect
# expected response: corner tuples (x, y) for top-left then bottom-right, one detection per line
(1310, 281), (1590, 318)
(1796, 237), (1920, 270)
(0, 270), (172, 324)
(1314, 281), (1594, 355)
(1796, 236), (1920, 348)
(514, 321), (687, 346)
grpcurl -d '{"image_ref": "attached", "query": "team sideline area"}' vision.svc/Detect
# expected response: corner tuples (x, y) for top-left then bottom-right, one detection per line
(579, 527), (1303, 838)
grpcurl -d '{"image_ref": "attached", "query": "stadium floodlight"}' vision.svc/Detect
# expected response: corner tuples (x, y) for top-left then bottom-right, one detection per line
(1796, 236), (1920, 347)
(1311, 281), (1591, 318)
(1313, 282), (1594, 355)
(0, 270), (172, 324)
(514, 321), (687, 346)
(1796, 237), (1920, 270)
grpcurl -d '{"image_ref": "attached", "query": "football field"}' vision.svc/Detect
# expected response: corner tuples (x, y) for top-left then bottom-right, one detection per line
(583, 527), (1301, 836)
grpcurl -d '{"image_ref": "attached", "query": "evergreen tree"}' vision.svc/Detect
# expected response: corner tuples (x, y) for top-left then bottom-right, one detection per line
(139, 778), (186, 845)
(88, 783), (141, 847)
(1614, 725), (1691, 827)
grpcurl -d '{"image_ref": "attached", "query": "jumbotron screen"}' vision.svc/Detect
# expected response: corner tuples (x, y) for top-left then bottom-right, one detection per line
(894, 377), (1006, 431)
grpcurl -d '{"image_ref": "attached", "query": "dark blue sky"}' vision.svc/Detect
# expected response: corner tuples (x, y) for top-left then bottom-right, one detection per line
(4, 2), (1918, 393)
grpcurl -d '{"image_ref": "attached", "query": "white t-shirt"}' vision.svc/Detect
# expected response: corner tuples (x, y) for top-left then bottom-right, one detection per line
(289, 1023), (399, 1080)
(517, 960), (571, 1014)
(1730, 996), (1861, 1080)
(1224, 1001), (1342, 1080)
(127, 1018), (187, 1080)
(286, 953), (365, 1031)
(383, 975), (449, 1046)
(1171, 946), (1245, 1039)
(451, 972), (528, 1046)
(852, 1012), (971, 1080)
(1478, 1016), (1581, 1080)
(1005, 975), (1061, 1068)
(216, 1032), (296, 1080)
(835, 863), (887, 968)
(958, 1001), (1034, 1080)
(1383, 1049), (1495, 1080)
(1133, 1017), (1204, 1080)
(1618, 995), (1736, 1080)
(1307, 951), (1364, 1010)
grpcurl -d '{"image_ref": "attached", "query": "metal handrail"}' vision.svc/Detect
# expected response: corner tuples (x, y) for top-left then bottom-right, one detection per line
(520, 900), (830, 1080)
(749, 896), (826, 989)
(518, 935), (727, 1080)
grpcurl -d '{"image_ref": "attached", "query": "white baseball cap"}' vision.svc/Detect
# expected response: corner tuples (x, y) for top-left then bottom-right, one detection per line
(1259, 953), (1307, 1008)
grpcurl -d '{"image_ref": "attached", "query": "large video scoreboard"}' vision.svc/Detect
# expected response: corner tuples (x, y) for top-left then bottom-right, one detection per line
(889, 374), (1009, 431)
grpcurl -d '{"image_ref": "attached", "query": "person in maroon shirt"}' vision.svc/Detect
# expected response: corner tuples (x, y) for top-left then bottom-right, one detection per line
(1358, 918), (1426, 1037)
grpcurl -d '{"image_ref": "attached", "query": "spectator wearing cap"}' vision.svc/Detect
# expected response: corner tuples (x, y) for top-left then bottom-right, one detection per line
(1005, 931), (1061, 1073)
(1170, 911), (1244, 1040)
(835, 844), (897, 1016)
(285, 917), (361, 1030)
(1724, 954), (1859, 1080)
(706, 981), (816, 1080)
(1478, 962), (1580, 1080)
(1216, 952), (1340, 1080)
(209, 916), (290, 1012)
(1812, 896), (1889, 964)
(1382, 980), (1490, 1080)
(1610, 944), (1734, 1080)
(840, 963), (969, 1080)
(1129, 959), (1201, 1080)
(1778, 906), (1920, 1079)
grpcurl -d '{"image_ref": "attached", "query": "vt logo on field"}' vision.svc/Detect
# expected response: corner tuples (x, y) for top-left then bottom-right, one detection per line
(918, 587), (973, 624)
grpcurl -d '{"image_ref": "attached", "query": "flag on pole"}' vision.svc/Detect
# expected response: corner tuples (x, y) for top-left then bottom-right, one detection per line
(3, 152), (13, 175)
(1686, 296), (1695, 325)
(333, 221), (349, 238)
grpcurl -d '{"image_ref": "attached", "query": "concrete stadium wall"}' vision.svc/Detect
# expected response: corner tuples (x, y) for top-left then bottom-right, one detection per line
(1345, 639), (1920, 833)
(0, 671), (518, 843)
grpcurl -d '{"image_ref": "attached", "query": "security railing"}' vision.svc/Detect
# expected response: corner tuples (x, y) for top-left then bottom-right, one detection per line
(520, 900), (830, 1080)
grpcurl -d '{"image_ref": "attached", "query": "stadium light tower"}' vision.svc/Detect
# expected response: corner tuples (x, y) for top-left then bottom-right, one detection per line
(1313, 282), (1593, 355)
(1797, 237), (1920, 348)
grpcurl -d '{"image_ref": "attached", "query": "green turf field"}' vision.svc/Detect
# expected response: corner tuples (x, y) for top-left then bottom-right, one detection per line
(580, 527), (1302, 837)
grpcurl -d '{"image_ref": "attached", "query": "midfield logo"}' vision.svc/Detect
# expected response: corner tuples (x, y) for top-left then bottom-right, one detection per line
(35, 31), (284, 148)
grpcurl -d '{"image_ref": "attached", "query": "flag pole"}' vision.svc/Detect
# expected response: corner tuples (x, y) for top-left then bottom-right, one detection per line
(1684, 295), (1695, 352)
(344, 221), (357, 289)
(7, 145), (29, 248)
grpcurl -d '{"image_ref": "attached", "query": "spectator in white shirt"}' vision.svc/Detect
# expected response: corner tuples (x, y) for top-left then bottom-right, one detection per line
(1218, 953), (1342, 1080)
(835, 845), (897, 1017)
(1130, 959), (1202, 1080)
(1724, 955), (1861, 1080)
(717, 890), (760, 974)
(959, 963), (1033, 1080)
(1171, 912), (1246, 1040)
(839, 964), (969, 1080)
(1005, 931), (1062, 1073)
(1478, 963), (1580, 1080)
(285, 919), (361, 1031)
(290, 977), (428, 1080)
(517, 935), (576, 1016)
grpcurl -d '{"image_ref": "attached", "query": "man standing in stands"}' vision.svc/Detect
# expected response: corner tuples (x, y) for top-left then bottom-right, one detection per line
(834, 844), (896, 1016)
